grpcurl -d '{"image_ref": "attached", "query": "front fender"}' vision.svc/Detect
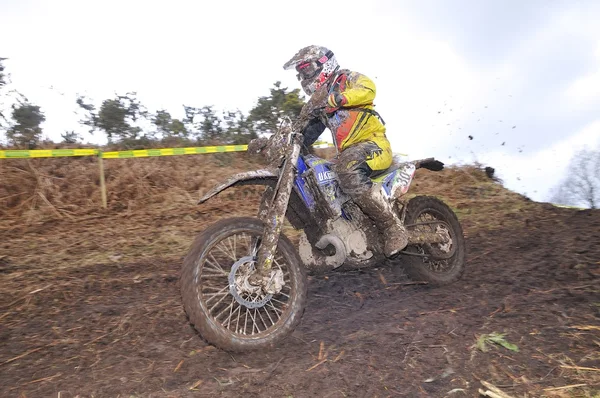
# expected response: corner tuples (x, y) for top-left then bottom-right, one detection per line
(198, 169), (279, 204)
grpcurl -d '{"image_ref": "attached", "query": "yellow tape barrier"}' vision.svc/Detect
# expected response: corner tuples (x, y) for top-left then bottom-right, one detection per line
(0, 148), (99, 158)
(0, 145), (248, 159)
(101, 145), (248, 159)
(0, 143), (407, 159)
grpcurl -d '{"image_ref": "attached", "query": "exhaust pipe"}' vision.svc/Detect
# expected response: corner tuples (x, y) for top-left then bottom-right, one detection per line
(315, 234), (347, 269)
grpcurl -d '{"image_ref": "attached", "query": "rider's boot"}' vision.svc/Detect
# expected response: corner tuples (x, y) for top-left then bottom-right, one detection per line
(354, 185), (409, 257)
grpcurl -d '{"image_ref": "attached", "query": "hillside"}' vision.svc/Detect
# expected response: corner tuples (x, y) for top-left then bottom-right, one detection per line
(0, 154), (598, 397)
(0, 153), (541, 268)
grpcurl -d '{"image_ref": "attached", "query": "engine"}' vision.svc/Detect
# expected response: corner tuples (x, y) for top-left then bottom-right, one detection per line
(296, 154), (384, 272)
(298, 201), (378, 273)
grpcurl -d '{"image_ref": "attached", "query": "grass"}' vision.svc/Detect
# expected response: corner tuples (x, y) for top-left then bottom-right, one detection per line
(475, 332), (520, 353)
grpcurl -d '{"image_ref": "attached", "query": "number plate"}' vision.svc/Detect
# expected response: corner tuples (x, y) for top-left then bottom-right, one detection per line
(390, 164), (416, 198)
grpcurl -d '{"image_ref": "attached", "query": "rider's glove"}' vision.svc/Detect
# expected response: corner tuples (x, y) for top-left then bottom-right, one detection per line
(327, 92), (347, 108)
(418, 159), (445, 172)
(247, 137), (268, 154)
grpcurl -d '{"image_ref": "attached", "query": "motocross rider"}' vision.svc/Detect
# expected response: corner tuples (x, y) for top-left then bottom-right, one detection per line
(284, 45), (408, 257)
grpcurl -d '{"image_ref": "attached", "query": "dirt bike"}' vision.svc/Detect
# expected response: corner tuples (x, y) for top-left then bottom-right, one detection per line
(180, 116), (466, 352)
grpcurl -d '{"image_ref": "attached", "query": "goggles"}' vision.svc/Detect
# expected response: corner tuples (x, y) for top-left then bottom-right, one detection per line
(296, 61), (320, 81)
(295, 50), (334, 81)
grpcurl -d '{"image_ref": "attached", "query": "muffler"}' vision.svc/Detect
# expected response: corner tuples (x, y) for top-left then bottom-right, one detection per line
(315, 234), (347, 269)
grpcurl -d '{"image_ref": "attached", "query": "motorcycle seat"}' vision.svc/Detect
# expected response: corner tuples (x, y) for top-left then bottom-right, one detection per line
(370, 164), (400, 180)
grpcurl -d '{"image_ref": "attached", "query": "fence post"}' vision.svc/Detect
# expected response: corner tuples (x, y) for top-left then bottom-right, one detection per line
(98, 152), (107, 209)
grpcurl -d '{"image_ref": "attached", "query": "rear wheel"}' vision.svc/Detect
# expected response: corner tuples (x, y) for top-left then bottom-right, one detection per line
(180, 217), (307, 352)
(399, 196), (466, 285)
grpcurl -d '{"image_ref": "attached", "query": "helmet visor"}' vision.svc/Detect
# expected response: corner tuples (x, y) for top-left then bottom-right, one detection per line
(295, 61), (321, 82)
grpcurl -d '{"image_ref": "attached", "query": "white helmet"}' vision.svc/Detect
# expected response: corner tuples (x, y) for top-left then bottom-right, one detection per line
(283, 45), (340, 96)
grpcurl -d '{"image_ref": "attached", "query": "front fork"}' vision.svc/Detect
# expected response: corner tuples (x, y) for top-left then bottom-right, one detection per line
(250, 141), (301, 288)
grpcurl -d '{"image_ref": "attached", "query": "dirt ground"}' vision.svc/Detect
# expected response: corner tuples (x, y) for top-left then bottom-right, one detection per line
(1, 202), (598, 398)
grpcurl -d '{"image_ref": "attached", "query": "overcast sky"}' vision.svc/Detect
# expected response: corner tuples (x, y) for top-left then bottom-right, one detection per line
(1, 0), (599, 202)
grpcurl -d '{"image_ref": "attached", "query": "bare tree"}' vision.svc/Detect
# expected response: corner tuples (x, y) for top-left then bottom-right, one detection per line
(550, 148), (600, 209)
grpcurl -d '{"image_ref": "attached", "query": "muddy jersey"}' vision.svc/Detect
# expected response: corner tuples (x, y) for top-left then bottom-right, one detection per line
(301, 69), (392, 170)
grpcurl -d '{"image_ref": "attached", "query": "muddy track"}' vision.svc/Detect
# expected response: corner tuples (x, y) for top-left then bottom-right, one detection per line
(0, 208), (598, 397)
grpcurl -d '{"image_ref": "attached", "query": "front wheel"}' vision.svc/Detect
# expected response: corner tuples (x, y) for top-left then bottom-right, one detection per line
(180, 217), (307, 352)
(399, 196), (466, 285)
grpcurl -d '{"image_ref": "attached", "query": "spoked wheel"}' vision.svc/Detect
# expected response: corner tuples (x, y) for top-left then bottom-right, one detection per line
(399, 196), (466, 285)
(180, 217), (307, 352)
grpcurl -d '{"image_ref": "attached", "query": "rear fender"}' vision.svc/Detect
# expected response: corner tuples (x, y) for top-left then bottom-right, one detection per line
(375, 163), (417, 199)
(198, 169), (278, 204)
(390, 163), (417, 198)
(377, 158), (444, 199)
